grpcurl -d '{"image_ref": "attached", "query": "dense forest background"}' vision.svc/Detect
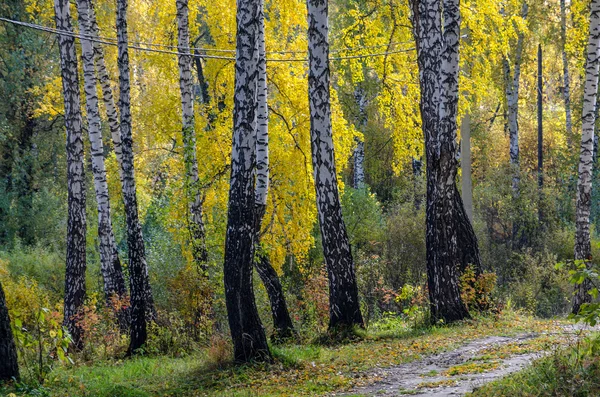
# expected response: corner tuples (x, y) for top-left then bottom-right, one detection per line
(1, 0), (600, 392)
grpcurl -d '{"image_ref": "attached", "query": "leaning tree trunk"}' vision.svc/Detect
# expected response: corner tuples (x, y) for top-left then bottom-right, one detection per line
(224, 0), (271, 363)
(176, 0), (209, 268)
(412, 0), (470, 323)
(116, 0), (153, 354)
(307, 0), (364, 329)
(76, 0), (127, 305)
(573, 0), (600, 314)
(54, 0), (87, 349)
(561, 0), (574, 149)
(0, 281), (18, 381)
(252, 3), (296, 341)
(88, 0), (124, 182)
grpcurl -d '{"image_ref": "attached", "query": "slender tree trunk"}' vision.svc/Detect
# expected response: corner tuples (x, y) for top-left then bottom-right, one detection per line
(538, 44), (544, 223)
(54, 0), (87, 349)
(573, 0), (600, 314)
(506, 3), (528, 197)
(460, 114), (473, 222)
(504, 3), (528, 247)
(116, 0), (152, 353)
(561, 0), (574, 148)
(176, 0), (209, 268)
(353, 88), (367, 190)
(252, 0), (296, 342)
(0, 281), (18, 381)
(307, 0), (364, 330)
(412, 0), (470, 323)
(224, 0), (271, 363)
(353, 140), (365, 189)
(88, 0), (124, 183)
(76, 0), (127, 305)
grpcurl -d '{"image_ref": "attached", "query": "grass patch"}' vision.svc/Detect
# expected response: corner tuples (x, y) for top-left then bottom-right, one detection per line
(443, 361), (500, 376)
(418, 379), (458, 388)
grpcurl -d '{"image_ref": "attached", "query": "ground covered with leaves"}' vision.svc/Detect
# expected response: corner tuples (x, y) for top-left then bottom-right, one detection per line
(2, 313), (572, 397)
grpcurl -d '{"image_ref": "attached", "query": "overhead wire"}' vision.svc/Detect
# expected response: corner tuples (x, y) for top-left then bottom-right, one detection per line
(0, 16), (415, 62)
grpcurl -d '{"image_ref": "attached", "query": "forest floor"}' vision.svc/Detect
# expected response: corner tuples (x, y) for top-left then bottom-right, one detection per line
(5, 313), (592, 397)
(341, 326), (586, 396)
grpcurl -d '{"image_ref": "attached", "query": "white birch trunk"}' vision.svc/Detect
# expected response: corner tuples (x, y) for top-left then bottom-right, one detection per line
(88, 0), (124, 182)
(506, 3), (528, 196)
(573, 0), (600, 314)
(255, 1), (269, 209)
(413, 0), (472, 322)
(353, 140), (365, 189)
(76, 0), (126, 303)
(352, 87), (367, 189)
(223, 0), (271, 362)
(307, 0), (363, 328)
(176, 0), (208, 265)
(252, 1), (296, 340)
(54, 0), (87, 349)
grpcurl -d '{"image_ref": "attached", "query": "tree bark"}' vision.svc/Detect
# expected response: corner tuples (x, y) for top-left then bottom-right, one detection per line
(0, 281), (18, 381)
(76, 0), (127, 305)
(573, 0), (600, 314)
(224, 0), (271, 363)
(116, 0), (153, 354)
(353, 140), (365, 189)
(88, 0), (124, 183)
(176, 0), (209, 268)
(307, 0), (364, 329)
(353, 88), (367, 190)
(412, 0), (471, 323)
(54, 0), (87, 349)
(252, 0), (296, 342)
(505, 3), (528, 197)
(561, 0), (573, 149)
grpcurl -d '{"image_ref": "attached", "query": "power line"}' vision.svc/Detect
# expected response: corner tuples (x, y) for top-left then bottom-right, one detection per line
(0, 16), (415, 62)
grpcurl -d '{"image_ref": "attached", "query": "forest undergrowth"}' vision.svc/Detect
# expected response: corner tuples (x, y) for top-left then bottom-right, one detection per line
(1, 312), (571, 397)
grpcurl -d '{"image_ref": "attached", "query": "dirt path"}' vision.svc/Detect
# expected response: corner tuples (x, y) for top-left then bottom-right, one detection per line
(340, 331), (574, 397)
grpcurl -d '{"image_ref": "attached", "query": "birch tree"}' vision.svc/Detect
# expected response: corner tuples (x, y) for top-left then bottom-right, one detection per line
(253, 1), (296, 341)
(54, 0), (87, 348)
(307, 0), (364, 329)
(88, 0), (123, 182)
(573, 0), (600, 314)
(0, 281), (18, 381)
(412, 0), (473, 322)
(176, 0), (208, 267)
(504, 3), (528, 196)
(561, 0), (573, 148)
(76, 0), (126, 305)
(353, 88), (367, 190)
(116, 0), (153, 353)
(224, 0), (271, 362)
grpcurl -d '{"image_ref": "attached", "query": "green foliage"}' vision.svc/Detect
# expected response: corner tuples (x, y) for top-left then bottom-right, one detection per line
(341, 187), (385, 252)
